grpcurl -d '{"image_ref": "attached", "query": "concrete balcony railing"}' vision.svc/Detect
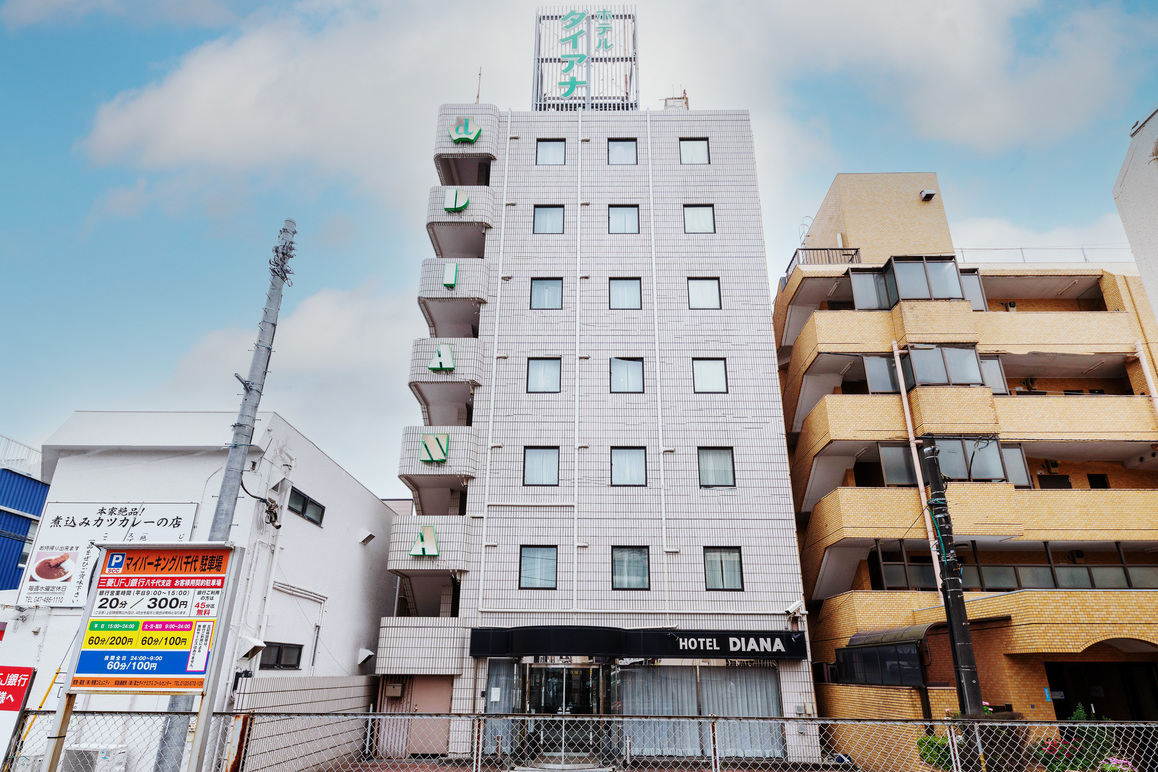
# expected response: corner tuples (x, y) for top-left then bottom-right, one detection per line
(376, 617), (467, 675)
(387, 514), (471, 575)
(994, 394), (1158, 441)
(426, 186), (495, 259)
(409, 338), (484, 426)
(398, 426), (478, 486)
(418, 258), (489, 338)
(433, 104), (501, 162)
(975, 311), (1136, 355)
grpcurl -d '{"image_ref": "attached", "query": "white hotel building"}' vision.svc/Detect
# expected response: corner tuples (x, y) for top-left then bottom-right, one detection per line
(378, 6), (815, 759)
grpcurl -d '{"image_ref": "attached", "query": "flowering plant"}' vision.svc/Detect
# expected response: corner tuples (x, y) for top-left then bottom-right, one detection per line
(1100, 759), (1135, 772)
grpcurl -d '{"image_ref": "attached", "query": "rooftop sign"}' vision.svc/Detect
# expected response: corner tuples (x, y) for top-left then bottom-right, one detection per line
(533, 5), (638, 111)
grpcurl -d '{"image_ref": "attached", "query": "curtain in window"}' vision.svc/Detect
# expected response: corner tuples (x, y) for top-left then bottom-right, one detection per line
(608, 140), (637, 164)
(520, 547), (557, 588)
(688, 279), (720, 309)
(484, 659), (518, 753)
(620, 666), (700, 756)
(679, 140), (709, 164)
(530, 279), (563, 309)
(527, 359), (560, 392)
(609, 279), (641, 309)
(524, 448), (559, 485)
(700, 667), (785, 758)
(692, 360), (727, 392)
(698, 448), (734, 487)
(612, 547), (648, 589)
(705, 548), (742, 589)
(609, 206), (639, 234)
(536, 140), (565, 165)
(684, 206), (715, 233)
(533, 207), (565, 234)
(611, 448), (646, 485)
(610, 358), (644, 392)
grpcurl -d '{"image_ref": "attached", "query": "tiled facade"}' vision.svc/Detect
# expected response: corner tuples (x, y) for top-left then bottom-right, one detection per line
(776, 172), (1158, 722)
(378, 96), (813, 754)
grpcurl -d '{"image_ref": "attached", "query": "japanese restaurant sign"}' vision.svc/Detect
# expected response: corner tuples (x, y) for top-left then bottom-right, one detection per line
(71, 545), (233, 693)
(18, 502), (196, 608)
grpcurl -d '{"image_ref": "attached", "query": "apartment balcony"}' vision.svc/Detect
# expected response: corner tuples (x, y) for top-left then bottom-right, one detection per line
(417, 258), (489, 338)
(426, 185), (495, 259)
(975, 310), (1135, 355)
(377, 617), (467, 675)
(409, 338), (484, 426)
(782, 247), (860, 285)
(994, 394), (1158, 441)
(803, 485), (1158, 599)
(387, 514), (471, 575)
(398, 426), (478, 517)
(433, 103), (501, 186)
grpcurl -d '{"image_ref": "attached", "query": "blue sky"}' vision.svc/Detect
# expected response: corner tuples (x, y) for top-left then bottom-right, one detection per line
(2, 0), (1156, 496)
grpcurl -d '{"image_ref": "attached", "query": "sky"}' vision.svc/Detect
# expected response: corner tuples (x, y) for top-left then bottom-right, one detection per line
(2, 0), (1157, 497)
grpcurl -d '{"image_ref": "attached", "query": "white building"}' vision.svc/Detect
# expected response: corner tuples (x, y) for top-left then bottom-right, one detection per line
(0, 410), (397, 726)
(377, 6), (815, 762)
(1114, 103), (1158, 312)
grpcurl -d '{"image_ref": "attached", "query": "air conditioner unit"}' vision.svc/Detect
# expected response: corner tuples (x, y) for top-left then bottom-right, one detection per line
(18, 745), (127, 772)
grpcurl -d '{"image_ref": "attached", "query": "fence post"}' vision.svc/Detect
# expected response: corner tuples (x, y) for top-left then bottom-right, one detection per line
(472, 716), (482, 772)
(946, 722), (964, 772)
(709, 717), (719, 772)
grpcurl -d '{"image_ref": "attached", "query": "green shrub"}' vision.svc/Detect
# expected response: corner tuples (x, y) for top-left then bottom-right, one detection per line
(918, 735), (953, 771)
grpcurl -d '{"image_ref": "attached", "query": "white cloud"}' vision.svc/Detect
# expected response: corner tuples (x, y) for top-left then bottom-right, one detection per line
(146, 282), (426, 496)
(0, 0), (238, 27)
(952, 211), (1129, 249)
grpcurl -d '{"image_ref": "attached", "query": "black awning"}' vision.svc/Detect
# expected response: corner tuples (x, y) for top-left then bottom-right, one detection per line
(845, 622), (943, 648)
(470, 625), (807, 660)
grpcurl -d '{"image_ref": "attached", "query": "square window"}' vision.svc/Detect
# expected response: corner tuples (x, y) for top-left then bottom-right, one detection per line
(523, 447), (560, 486)
(610, 357), (644, 392)
(687, 278), (721, 309)
(698, 447), (735, 488)
(608, 139), (637, 164)
(880, 445), (917, 486)
(609, 205), (640, 234)
(530, 278), (563, 309)
(536, 139), (566, 165)
(683, 205), (715, 233)
(534, 206), (565, 234)
(611, 447), (647, 486)
(520, 546), (557, 589)
(692, 359), (728, 393)
(527, 358), (561, 393)
(680, 138), (710, 165)
(612, 546), (649, 590)
(259, 642), (304, 670)
(609, 278), (642, 309)
(287, 488), (325, 526)
(704, 547), (743, 590)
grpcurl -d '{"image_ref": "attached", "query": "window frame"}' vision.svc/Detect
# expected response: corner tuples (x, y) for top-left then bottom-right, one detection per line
(704, 546), (744, 591)
(533, 205), (565, 234)
(535, 139), (566, 166)
(529, 278), (564, 310)
(679, 138), (710, 165)
(610, 357), (645, 393)
(259, 642), (304, 670)
(925, 437), (1030, 485)
(850, 257), (966, 310)
(683, 205), (716, 234)
(519, 545), (558, 590)
(980, 357), (1008, 395)
(610, 447), (648, 487)
(608, 205), (640, 234)
(609, 278), (642, 310)
(899, 345), (984, 389)
(611, 545), (651, 591)
(287, 488), (325, 527)
(687, 277), (722, 309)
(607, 138), (638, 165)
(523, 446), (561, 487)
(697, 447), (736, 488)
(878, 443), (919, 486)
(863, 355), (901, 394)
(526, 357), (562, 393)
(692, 358), (729, 394)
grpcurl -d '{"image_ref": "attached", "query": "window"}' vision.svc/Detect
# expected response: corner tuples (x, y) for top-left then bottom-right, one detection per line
(698, 447), (735, 488)
(836, 644), (923, 687)
(684, 205), (715, 234)
(980, 358), (1008, 394)
(899, 346), (983, 389)
(527, 358), (561, 393)
(611, 447), (647, 486)
(1088, 473), (1111, 489)
(519, 546), (557, 589)
(879, 445), (918, 485)
(680, 138), (710, 164)
(850, 257), (965, 310)
(687, 278), (721, 309)
(960, 270), (987, 311)
(692, 359), (728, 393)
(608, 139), (637, 165)
(533, 205), (565, 234)
(863, 356), (900, 393)
(609, 205), (640, 234)
(612, 546), (649, 590)
(536, 139), (566, 165)
(704, 547), (743, 590)
(927, 438), (1028, 483)
(530, 278), (563, 309)
(288, 488), (325, 526)
(610, 358), (644, 392)
(17, 523), (37, 569)
(1002, 445), (1032, 487)
(609, 278), (642, 309)
(523, 447), (560, 486)
(260, 643), (303, 670)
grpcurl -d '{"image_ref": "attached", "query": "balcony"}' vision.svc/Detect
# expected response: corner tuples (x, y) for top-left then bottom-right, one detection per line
(433, 103), (501, 186)
(377, 617), (467, 675)
(995, 395), (1158, 441)
(387, 514), (470, 575)
(782, 248), (860, 286)
(426, 186), (495, 259)
(975, 311), (1134, 355)
(398, 426), (478, 517)
(418, 258), (489, 338)
(409, 338), (484, 426)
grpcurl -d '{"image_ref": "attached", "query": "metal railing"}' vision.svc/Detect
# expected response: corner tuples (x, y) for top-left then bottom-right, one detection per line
(956, 246), (1134, 264)
(0, 434), (41, 480)
(784, 247), (861, 278)
(8, 709), (1158, 772)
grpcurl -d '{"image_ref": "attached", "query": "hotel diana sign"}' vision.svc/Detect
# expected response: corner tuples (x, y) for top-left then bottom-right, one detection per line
(533, 5), (639, 112)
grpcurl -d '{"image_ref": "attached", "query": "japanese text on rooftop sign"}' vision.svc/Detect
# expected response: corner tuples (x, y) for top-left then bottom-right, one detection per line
(71, 546), (232, 694)
(557, 9), (613, 98)
(17, 502), (196, 608)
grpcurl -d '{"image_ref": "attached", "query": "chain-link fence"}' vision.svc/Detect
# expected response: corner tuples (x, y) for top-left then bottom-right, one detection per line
(6, 711), (1158, 772)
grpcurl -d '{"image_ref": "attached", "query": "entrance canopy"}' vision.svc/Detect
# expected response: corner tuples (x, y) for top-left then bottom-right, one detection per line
(470, 625), (808, 660)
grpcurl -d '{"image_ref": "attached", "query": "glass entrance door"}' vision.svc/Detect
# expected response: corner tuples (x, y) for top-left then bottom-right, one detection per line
(526, 666), (602, 761)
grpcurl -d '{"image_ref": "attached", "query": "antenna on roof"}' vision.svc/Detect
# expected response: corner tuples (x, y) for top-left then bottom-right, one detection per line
(476, 68), (482, 104)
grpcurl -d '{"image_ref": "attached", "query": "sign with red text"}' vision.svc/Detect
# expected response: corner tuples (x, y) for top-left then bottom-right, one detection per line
(71, 546), (232, 693)
(0, 667), (33, 711)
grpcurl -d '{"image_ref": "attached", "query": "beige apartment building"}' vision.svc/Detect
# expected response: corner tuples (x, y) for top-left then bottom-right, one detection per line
(775, 173), (1158, 722)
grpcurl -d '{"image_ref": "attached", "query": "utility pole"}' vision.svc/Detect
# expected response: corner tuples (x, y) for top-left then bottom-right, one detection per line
(153, 219), (297, 772)
(921, 444), (985, 717)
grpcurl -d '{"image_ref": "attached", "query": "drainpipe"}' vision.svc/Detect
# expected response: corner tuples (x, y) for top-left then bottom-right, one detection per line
(892, 341), (943, 588)
(1134, 340), (1158, 420)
